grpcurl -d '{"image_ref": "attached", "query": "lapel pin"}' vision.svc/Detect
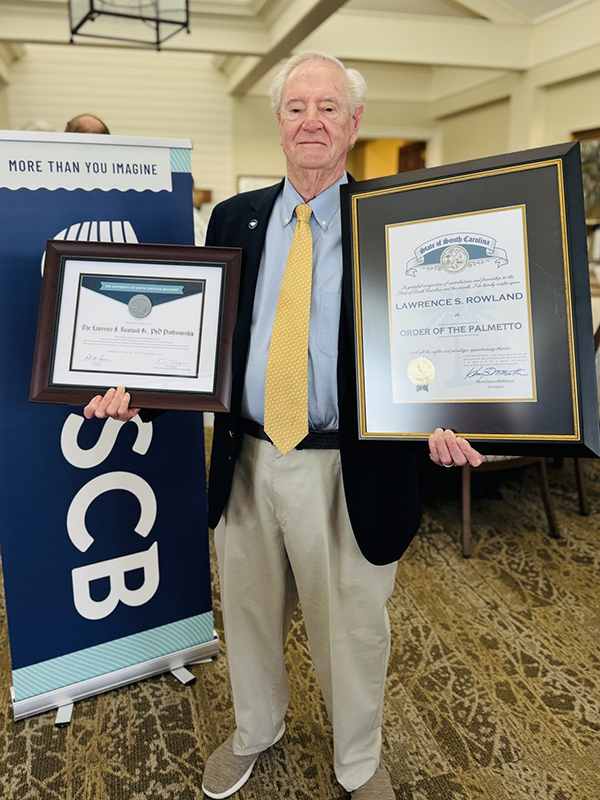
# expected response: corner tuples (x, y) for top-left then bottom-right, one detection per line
(248, 219), (258, 229)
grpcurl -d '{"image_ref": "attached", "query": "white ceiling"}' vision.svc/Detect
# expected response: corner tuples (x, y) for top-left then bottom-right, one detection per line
(0, 0), (597, 95)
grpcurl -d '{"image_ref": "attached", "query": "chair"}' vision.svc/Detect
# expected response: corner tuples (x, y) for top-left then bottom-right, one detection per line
(570, 322), (600, 517)
(460, 315), (600, 557)
(573, 458), (591, 515)
(550, 456), (590, 514)
(461, 455), (560, 558)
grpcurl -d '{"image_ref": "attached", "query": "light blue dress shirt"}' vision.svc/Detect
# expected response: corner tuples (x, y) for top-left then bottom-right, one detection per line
(241, 174), (347, 430)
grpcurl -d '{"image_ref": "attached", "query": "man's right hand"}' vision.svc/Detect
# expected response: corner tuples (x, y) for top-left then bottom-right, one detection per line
(83, 385), (140, 422)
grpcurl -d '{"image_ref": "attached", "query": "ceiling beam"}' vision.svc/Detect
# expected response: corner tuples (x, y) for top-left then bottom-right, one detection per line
(301, 12), (530, 70)
(0, 0), (344, 68)
(8, 0), (600, 94)
(164, 18), (268, 55)
(431, 72), (517, 118)
(0, 2), (270, 54)
(531, 0), (600, 65)
(452, 0), (530, 25)
(0, 3), (71, 44)
(225, 0), (348, 95)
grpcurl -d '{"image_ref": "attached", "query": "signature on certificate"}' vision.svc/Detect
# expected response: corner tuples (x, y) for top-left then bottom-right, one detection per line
(154, 358), (190, 372)
(84, 353), (112, 365)
(465, 365), (528, 380)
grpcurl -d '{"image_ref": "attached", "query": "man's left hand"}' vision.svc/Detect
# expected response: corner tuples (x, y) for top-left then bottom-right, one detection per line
(428, 427), (485, 468)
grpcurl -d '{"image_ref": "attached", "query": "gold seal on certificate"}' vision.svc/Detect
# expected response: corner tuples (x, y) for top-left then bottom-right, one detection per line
(407, 357), (435, 391)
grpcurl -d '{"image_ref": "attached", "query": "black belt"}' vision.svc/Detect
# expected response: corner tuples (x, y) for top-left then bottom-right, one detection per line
(241, 418), (339, 450)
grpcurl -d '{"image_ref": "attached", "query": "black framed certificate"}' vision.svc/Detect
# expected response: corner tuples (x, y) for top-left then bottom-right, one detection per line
(341, 142), (600, 456)
(30, 240), (241, 411)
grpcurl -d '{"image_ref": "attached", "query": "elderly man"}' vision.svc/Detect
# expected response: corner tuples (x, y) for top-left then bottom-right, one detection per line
(85, 52), (484, 799)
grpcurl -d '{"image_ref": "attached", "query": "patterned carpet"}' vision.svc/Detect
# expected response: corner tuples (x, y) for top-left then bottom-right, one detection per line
(1, 451), (599, 799)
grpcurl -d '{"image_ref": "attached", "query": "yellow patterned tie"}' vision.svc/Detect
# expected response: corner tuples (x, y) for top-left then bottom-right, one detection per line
(264, 203), (313, 455)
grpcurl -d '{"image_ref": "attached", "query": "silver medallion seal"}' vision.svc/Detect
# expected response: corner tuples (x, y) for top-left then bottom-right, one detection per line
(128, 294), (152, 318)
(440, 245), (469, 273)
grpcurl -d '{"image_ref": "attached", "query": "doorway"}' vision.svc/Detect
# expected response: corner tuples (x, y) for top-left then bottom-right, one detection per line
(346, 138), (426, 180)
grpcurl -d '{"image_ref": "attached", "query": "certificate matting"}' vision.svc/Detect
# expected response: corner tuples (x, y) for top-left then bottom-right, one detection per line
(386, 205), (536, 405)
(30, 240), (241, 411)
(341, 142), (600, 456)
(69, 274), (207, 378)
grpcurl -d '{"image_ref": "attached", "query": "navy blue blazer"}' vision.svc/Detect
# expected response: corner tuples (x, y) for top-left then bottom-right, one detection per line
(205, 181), (422, 566)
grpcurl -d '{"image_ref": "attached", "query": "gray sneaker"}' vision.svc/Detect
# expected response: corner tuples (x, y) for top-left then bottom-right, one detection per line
(350, 762), (394, 799)
(202, 726), (285, 799)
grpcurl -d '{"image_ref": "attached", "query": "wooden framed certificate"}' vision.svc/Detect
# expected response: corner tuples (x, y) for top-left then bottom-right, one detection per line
(30, 240), (241, 412)
(341, 142), (600, 456)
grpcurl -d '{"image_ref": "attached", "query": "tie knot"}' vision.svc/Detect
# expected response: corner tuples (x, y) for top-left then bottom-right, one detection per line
(295, 204), (312, 224)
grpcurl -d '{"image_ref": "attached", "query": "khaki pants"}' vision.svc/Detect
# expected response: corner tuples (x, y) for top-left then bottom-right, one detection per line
(214, 434), (398, 792)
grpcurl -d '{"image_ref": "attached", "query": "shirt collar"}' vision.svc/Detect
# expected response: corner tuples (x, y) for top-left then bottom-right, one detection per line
(281, 173), (348, 231)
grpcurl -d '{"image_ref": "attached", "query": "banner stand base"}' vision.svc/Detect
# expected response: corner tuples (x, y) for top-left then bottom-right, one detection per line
(11, 634), (219, 722)
(55, 703), (74, 728)
(171, 666), (197, 686)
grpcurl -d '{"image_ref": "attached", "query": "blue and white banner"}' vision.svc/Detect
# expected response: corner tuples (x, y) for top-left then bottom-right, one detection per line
(1, 140), (173, 192)
(0, 131), (217, 720)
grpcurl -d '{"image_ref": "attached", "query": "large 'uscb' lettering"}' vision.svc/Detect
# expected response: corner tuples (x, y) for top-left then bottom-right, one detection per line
(61, 415), (158, 620)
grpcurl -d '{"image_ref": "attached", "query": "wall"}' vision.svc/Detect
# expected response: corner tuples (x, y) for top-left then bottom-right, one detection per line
(10, 38), (600, 200)
(230, 93), (437, 183)
(6, 43), (234, 202)
(0, 84), (8, 129)
(361, 99), (434, 135)
(1, 45), (522, 194)
(544, 72), (600, 144)
(0, 43), (18, 129)
(231, 95), (285, 187)
(438, 98), (511, 165)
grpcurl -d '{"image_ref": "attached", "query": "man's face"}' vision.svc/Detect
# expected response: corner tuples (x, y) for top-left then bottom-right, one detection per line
(276, 61), (362, 176)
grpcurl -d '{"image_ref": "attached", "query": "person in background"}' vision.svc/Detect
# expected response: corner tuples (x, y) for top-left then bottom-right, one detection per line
(64, 113), (110, 134)
(84, 51), (485, 799)
(21, 119), (55, 132)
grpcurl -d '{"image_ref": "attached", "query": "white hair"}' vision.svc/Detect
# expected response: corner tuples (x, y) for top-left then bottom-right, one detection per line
(270, 51), (367, 114)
